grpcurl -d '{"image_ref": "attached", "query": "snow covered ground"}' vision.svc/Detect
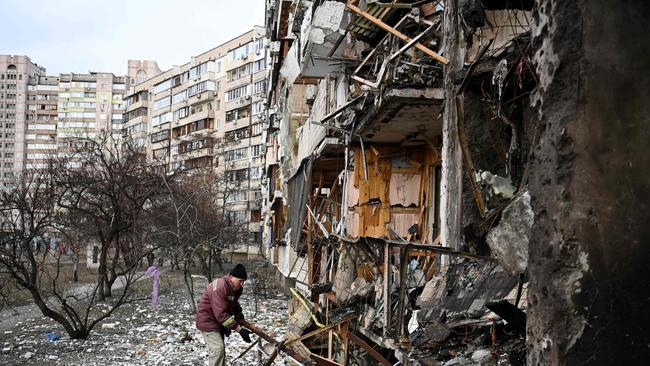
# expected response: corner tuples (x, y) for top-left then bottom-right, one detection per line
(0, 273), (292, 365)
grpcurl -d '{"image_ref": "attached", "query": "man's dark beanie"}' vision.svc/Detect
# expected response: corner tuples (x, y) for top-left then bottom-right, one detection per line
(230, 264), (247, 280)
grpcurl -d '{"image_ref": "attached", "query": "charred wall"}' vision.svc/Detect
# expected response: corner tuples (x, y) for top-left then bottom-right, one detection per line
(527, 0), (650, 364)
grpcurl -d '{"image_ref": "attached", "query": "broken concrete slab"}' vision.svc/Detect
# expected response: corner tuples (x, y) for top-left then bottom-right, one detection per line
(486, 191), (533, 275)
(422, 319), (451, 342)
(299, 1), (351, 77)
(478, 171), (515, 199)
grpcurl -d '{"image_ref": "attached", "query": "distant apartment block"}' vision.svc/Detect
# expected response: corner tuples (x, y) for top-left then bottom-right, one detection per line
(0, 55), (46, 188)
(56, 72), (127, 156)
(1, 28), (269, 258)
(123, 27), (268, 256)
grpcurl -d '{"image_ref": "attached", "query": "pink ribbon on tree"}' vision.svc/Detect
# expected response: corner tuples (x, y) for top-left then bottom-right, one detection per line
(144, 266), (160, 308)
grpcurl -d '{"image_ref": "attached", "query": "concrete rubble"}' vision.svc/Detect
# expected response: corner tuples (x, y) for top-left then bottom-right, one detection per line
(0, 275), (291, 366)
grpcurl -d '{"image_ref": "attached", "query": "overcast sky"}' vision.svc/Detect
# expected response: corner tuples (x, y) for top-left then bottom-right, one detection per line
(1, 0), (265, 75)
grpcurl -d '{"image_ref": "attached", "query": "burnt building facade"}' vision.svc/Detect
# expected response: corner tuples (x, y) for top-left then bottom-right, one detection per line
(258, 1), (649, 365)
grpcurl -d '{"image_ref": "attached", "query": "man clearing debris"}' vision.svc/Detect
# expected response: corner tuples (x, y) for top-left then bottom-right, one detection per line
(196, 264), (253, 366)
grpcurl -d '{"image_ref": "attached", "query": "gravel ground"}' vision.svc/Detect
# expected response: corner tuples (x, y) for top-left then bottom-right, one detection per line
(0, 272), (292, 365)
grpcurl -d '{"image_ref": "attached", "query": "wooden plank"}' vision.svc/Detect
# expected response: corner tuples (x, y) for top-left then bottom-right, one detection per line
(312, 354), (344, 366)
(382, 241), (390, 337)
(285, 316), (354, 347)
(347, 331), (393, 366)
(240, 320), (308, 363)
(456, 94), (487, 216)
(396, 244), (410, 339)
(346, 2), (449, 65)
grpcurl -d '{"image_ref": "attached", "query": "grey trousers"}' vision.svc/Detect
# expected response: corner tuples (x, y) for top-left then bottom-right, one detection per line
(201, 331), (226, 366)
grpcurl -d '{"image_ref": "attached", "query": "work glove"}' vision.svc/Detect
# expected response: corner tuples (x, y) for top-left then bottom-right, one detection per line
(239, 328), (252, 343)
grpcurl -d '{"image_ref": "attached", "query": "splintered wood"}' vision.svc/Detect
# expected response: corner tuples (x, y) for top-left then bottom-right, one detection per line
(347, 145), (440, 243)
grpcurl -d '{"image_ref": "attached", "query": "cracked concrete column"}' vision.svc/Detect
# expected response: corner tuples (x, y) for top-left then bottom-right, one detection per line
(527, 1), (650, 364)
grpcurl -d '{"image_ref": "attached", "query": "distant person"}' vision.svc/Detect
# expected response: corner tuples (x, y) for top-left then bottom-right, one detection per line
(146, 251), (155, 267)
(195, 264), (252, 366)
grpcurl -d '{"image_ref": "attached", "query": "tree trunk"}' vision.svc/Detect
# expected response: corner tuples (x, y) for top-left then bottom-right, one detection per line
(97, 248), (108, 301)
(182, 262), (197, 314)
(29, 287), (90, 339)
(106, 240), (121, 298)
(72, 251), (79, 282)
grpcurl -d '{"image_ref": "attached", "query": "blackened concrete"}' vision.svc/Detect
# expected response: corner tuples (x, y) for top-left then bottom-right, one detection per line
(527, 0), (650, 364)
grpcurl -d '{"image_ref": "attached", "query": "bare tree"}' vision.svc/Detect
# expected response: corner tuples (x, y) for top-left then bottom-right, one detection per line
(56, 135), (166, 301)
(148, 166), (247, 314)
(0, 161), (145, 339)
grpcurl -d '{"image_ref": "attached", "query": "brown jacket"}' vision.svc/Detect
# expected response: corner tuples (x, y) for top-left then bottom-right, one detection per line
(195, 275), (243, 334)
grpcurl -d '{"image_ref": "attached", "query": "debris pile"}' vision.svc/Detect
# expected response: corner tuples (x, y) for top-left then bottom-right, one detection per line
(0, 274), (290, 365)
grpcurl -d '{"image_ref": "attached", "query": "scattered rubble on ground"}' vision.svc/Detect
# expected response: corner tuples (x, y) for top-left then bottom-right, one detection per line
(0, 273), (291, 365)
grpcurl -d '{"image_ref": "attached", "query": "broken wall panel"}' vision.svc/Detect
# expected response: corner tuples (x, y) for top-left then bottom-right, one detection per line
(466, 10), (532, 61)
(389, 173), (421, 207)
(346, 146), (440, 241)
(389, 210), (420, 238)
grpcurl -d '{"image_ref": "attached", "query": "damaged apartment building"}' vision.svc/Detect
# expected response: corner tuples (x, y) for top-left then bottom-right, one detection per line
(259, 0), (649, 365)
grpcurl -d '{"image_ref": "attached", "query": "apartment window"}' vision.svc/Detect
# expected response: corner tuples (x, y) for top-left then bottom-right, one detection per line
(225, 106), (251, 123)
(226, 190), (247, 204)
(250, 166), (262, 179)
(189, 61), (213, 79)
(172, 74), (183, 87)
(126, 122), (147, 135)
(255, 38), (264, 54)
(152, 111), (172, 126)
(224, 147), (248, 162)
(27, 124), (56, 130)
(26, 143), (55, 150)
(226, 210), (248, 223)
(252, 101), (264, 115)
(228, 42), (252, 61)
(153, 96), (171, 111)
(188, 80), (216, 97)
(70, 81), (96, 88)
(172, 118), (213, 137)
(153, 79), (171, 94)
(152, 147), (168, 160)
(227, 168), (248, 181)
(151, 130), (170, 143)
(227, 63), (251, 82)
(250, 144), (263, 157)
(178, 138), (212, 154)
(172, 90), (187, 104)
(251, 123), (262, 136)
(253, 59), (266, 73)
(253, 80), (267, 95)
(174, 107), (190, 120)
(225, 84), (250, 102)
(225, 126), (250, 142)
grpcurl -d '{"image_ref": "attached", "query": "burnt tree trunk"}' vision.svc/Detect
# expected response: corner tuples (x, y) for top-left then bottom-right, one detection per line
(527, 1), (650, 364)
